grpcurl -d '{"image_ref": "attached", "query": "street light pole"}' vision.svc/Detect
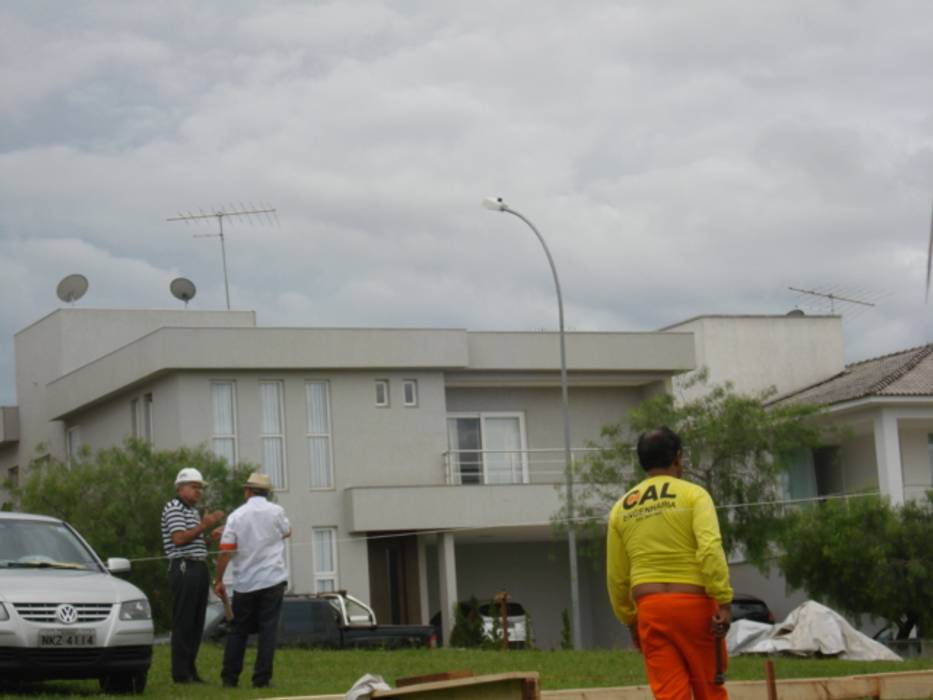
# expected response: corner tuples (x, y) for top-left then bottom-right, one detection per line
(482, 196), (582, 649)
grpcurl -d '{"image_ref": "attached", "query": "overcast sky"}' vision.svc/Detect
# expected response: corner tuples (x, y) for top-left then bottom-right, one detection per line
(2, 1), (933, 405)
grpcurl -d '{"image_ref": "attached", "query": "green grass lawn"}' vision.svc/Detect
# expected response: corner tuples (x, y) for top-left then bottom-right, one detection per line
(2, 644), (931, 699)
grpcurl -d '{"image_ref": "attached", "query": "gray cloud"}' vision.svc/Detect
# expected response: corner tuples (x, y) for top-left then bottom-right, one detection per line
(2, 0), (933, 404)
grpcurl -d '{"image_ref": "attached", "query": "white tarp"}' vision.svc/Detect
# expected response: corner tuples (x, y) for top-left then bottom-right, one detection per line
(345, 673), (392, 700)
(726, 600), (902, 661)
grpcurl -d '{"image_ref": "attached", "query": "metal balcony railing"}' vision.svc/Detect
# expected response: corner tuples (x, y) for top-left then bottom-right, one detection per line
(442, 448), (601, 485)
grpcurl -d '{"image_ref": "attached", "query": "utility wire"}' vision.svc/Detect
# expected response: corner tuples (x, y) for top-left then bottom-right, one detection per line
(118, 490), (881, 565)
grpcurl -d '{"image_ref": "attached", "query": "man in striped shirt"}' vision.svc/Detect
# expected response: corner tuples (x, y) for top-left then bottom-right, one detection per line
(161, 467), (224, 684)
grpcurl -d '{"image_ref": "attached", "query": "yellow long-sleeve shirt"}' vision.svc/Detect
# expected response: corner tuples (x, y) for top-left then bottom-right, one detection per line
(606, 475), (733, 625)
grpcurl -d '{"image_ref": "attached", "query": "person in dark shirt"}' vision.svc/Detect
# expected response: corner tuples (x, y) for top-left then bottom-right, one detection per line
(160, 467), (224, 684)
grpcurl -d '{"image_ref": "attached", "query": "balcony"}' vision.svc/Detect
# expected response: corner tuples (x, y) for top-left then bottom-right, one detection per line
(442, 448), (600, 485)
(347, 448), (605, 533)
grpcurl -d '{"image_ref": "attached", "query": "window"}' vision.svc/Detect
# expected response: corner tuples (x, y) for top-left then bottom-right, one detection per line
(260, 381), (286, 488)
(403, 379), (418, 407)
(142, 393), (153, 443)
(312, 527), (338, 592)
(8, 466), (19, 489)
(66, 427), (82, 466)
(375, 379), (390, 407)
(306, 381), (333, 489)
(781, 448), (818, 502)
(211, 382), (237, 465)
(130, 399), (139, 437)
(130, 395), (153, 442)
(446, 412), (527, 484)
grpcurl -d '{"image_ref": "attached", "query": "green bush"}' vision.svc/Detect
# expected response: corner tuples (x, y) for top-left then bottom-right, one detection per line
(778, 492), (933, 638)
(449, 596), (485, 648)
(560, 608), (573, 650)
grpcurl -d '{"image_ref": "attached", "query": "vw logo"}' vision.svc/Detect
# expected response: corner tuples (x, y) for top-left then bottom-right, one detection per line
(56, 604), (79, 625)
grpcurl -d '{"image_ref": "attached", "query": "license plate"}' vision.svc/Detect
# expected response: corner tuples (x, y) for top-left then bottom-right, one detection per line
(39, 629), (96, 647)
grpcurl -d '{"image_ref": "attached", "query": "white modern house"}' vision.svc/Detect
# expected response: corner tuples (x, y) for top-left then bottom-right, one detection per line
(2, 307), (920, 647)
(0, 307), (697, 649)
(772, 343), (933, 506)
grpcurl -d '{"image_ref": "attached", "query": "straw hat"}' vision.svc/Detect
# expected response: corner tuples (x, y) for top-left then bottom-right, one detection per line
(244, 472), (273, 490)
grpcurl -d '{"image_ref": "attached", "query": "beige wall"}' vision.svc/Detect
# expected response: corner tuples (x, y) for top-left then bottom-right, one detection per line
(664, 315), (844, 401)
(466, 332), (694, 372)
(8, 309), (256, 473)
(54, 309), (255, 375)
(11, 311), (67, 467)
(838, 433), (878, 492)
(64, 374), (181, 453)
(446, 386), (652, 450)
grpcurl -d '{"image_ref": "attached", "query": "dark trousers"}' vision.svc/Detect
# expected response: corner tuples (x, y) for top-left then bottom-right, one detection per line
(221, 581), (286, 688)
(168, 558), (209, 683)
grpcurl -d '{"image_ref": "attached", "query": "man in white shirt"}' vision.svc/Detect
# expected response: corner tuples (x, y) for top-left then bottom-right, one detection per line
(214, 472), (291, 689)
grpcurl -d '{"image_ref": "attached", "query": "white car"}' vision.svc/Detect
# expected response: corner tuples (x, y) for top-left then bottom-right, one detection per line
(432, 601), (528, 648)
(0, 512), (153, 693)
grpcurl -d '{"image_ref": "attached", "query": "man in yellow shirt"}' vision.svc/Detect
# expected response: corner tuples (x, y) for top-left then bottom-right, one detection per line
(607, 427), (733, 700)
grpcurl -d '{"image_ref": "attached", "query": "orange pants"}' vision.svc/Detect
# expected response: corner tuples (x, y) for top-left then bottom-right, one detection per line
(636, 593), (728, 700)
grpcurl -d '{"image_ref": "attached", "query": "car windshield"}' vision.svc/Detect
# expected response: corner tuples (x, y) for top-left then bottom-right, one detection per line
(0, 519), (100, 571)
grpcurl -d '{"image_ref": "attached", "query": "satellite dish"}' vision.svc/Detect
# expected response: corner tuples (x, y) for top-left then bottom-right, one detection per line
(56, 274), (89, 304)
(170, 277), (197, 307)
(786, 309), (805, 317)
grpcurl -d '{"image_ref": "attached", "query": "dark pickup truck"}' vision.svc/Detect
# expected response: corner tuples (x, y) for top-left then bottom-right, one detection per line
(204, 591), (435, 649)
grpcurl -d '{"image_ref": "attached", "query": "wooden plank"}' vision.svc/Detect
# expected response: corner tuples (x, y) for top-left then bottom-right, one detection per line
(541, 685), (653, 700)
(878, 670), (933, 700)
(373, 672), (540, 699)
(725, 675), (879, 700)
(262, 694), (345, 700)
(397, 670), (474, 687)
(540, 670), (933, 700)
(261, 670), (931, 700)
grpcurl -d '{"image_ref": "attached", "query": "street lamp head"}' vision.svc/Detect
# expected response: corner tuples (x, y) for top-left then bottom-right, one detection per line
(482, 196), (507, 211)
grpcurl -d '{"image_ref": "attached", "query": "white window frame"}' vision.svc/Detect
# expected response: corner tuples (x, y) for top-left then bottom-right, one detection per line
(446, 411), (529, 484)
(375, 379), (390, 407)
(260, 380), (288, 490)
(402, 379), (418, 407)
(306, 381), (334, 490)
(312, 527), (338, 593)
(66, 426), (82, 466)
(211, 381), (238, 466)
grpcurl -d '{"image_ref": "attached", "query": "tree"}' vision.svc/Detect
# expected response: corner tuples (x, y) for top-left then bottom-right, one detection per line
(560, 374), (825, 565)
(4, 439), (253, 631)
(778, 493), (933, 638)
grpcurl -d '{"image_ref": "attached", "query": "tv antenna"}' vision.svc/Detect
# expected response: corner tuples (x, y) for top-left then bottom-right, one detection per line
(166, 204), (277, 309)
(788, 286), (876, 315)
(56, 273), (89, 304)
(170, 277), (197, 307)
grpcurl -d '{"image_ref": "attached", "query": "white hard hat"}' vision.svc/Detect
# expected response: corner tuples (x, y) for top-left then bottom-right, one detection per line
(174, 467), (206, 486)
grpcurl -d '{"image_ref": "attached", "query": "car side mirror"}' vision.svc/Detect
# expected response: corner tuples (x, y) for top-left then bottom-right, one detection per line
(107, 557), (131, 573)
